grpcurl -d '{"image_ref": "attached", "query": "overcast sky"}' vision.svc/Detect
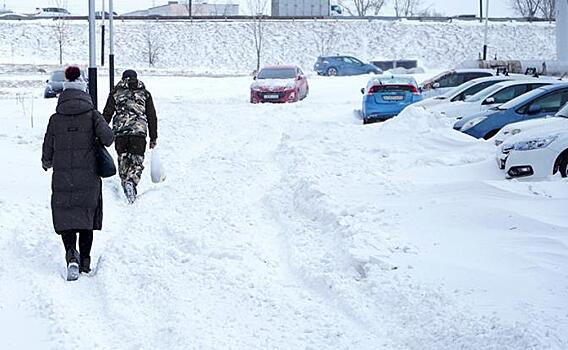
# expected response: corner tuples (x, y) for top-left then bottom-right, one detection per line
(2, 0), (513, 17)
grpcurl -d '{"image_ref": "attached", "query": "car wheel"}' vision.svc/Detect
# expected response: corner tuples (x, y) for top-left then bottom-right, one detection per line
(327, 67), (338, 76)
(483, 129), (500, 140)
(555, 152), (568, 177)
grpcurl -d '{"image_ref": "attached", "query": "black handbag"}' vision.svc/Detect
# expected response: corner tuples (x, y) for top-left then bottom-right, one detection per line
(92, 112), (116, 178)
(95, 141), (116, 178)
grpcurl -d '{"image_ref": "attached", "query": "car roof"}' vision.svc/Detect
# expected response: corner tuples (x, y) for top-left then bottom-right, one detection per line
(367, 75), (417, 85)
(492, 79), (556, 87)
(467, 76), (511, 83)
(452, 68), (495, 73)
(261, 65), (298, 69)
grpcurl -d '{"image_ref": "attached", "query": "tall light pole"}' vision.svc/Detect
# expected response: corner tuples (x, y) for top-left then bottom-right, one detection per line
(482, 0), (489, 60)
(558, 0), (568, 61)
(88, 0), (98, 108)
(479, 0), (483, 23)
(101, 0), (105, 66)
(109, 0), (115, 91)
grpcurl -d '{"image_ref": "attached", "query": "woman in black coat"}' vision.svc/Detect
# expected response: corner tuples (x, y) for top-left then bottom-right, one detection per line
(42, 66), (114, 280)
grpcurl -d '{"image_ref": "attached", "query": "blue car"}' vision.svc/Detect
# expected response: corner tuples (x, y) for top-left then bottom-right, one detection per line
(454, 83), (568, 139)
(314, 56), (381, 76)
(360, 75), (423, 124)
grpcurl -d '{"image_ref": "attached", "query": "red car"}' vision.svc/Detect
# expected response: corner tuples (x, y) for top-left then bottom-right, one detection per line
(250, 65), (309, 104)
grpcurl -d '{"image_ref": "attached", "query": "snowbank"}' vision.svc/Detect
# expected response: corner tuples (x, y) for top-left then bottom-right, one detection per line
(0, 19), (556, 75)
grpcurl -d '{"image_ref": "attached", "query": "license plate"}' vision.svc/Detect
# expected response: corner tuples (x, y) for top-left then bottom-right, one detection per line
(383, 95), (404, 101)
(264, 94), (279, 99)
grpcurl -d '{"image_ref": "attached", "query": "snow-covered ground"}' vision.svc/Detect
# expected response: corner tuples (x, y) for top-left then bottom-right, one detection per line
(1, 70), (567, 349)
(0, 19), (556, 74)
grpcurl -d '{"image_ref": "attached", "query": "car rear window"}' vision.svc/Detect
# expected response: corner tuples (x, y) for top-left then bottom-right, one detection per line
(51, 71), (65, 81)
(257, 68), (296, 79)
(372, 85), (416, 92)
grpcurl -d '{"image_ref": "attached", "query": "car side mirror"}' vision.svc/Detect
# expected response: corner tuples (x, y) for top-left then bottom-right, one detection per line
(253, 76), (257, 80)
(296, 76), (302, 81)
(46, 79), (49, 83)
(432, 82), (440, 89)
(528, 104), (542, 114)
(483, 97), (496, 105)
(360, 88), (365, 94)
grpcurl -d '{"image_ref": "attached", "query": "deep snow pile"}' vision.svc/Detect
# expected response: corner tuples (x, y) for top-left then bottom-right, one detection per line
(0, 19), (556, 74)
(0, 73), (567, 349)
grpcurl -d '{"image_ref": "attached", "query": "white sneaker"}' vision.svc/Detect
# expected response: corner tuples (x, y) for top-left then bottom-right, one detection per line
(123, 182), (137, 204)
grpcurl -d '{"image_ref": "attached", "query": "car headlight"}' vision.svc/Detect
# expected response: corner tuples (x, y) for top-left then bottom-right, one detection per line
(511, 128), (521, 135)
(460, 116), (487, 131)
(513, 136), (558, 151)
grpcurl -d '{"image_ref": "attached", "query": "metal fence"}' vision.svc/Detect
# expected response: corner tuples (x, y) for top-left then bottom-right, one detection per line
(0, 14), (556, 23)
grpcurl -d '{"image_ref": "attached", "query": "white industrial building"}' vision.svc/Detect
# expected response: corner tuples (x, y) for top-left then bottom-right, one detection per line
(123, 1), (239, 16)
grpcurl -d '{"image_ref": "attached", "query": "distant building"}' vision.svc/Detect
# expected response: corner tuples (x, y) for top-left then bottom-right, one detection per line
(123, 1), (239, 17)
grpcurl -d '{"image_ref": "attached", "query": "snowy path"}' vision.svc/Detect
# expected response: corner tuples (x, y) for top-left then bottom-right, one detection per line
(1, 74), (567, 349)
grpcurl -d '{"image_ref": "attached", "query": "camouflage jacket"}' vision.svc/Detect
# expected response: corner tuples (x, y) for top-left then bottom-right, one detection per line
(103, 78), (158, 141)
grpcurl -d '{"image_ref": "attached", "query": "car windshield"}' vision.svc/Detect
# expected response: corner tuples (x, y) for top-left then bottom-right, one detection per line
(50, 71), (65, 81)
(556, 102), (568, 118)
(465, 83), (504, 102)
(257, 68), (296, 79)
(438, 81), (475, 99)
(423, 71), (449, 85)
(498, 87), (547, 110)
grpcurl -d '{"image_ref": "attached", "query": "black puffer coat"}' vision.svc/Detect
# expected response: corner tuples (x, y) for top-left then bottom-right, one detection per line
(42, 89), (114, 233)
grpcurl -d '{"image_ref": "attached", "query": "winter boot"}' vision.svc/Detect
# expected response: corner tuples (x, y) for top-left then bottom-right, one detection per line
(123, 181), (137, 204)
(80, 256), (91, 274)
(65, 248), (80, 281)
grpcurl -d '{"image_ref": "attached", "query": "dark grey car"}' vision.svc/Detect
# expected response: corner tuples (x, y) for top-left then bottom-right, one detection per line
(44, 69), (88, 98)
(44, 70), (65, 98)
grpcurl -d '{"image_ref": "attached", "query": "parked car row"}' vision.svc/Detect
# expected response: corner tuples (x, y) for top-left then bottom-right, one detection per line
(417, 70), (568, 181)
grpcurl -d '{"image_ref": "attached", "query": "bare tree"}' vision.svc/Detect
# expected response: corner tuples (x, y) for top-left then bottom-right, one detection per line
(311, 22), (337, 57)
(142, 24), (162, 67)
(51, 0), (69, 65)
(538, 0), (555, 20)
(248, 0), (268, 73)
(393, 0), (422, 17)
(341, 0), (387, 16)
(416, 5), (444, 17)
(509, 0), (542, 18)
(182, 0), (193, 16)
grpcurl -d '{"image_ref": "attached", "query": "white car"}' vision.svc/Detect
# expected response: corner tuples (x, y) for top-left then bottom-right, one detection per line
(493, 114), (567, 146)
(414, 76), (511, 109)
(430, 79), (554, 119)
(499, 124), (568, 179)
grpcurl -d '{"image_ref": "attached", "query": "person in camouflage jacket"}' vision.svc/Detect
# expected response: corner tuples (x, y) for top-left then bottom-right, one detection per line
(103, 69), (158, 203)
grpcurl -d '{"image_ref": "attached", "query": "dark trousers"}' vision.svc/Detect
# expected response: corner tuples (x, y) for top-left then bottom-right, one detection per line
(60, 230), (93, 257)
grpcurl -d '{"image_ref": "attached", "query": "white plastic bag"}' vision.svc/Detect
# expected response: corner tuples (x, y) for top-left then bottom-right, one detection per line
(150, 148), (166, 183)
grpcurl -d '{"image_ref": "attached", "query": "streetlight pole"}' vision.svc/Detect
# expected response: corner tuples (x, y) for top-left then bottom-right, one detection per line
(88, 0), (98, 108)
(101, 0), (105, 66)
(109, 0), (115, 91)
(482, 0), (489, 60)
(479, 0), (483, 23)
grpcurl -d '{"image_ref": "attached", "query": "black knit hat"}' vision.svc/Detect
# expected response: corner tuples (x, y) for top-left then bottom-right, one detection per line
(122, 69), (137, 79)
(65, 66), (81, 81)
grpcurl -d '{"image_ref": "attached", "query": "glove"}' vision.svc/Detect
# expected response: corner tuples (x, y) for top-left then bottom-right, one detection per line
(149, 140), (157, 149)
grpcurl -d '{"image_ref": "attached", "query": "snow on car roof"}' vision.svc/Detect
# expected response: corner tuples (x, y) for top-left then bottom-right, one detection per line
(262, 65), (298, 70)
